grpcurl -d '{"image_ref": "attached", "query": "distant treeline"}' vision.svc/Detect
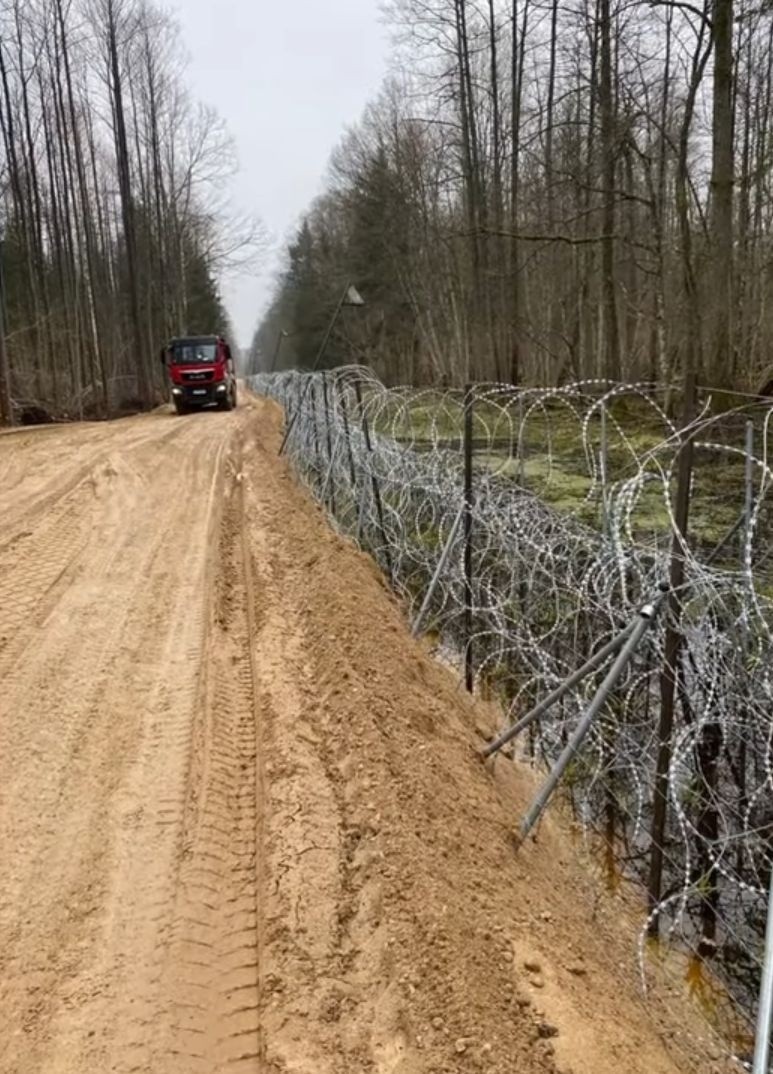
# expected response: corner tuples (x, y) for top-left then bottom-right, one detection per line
(0, 0), (250, 423)
(251, 0), (773, 397)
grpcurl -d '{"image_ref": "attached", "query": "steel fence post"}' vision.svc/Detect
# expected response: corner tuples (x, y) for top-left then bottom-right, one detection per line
(753, 867), (773, 1074)
(463, 383), (474, 693)
(354, 378), (393, 586)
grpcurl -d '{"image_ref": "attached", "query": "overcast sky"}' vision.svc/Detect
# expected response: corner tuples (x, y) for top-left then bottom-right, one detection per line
(174, 0), (390, 349)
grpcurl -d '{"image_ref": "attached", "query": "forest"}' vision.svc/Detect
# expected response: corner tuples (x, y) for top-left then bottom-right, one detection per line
(252, 0), (773, 396)
(0, 0), (247, 423)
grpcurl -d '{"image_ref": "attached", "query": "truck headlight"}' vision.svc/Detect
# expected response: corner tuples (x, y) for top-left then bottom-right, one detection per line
(172, 387), (182, 395)
(216, 384), (227, 392)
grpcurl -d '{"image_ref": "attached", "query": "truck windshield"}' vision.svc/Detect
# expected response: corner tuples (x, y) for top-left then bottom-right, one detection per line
(171, 343), (217, 364)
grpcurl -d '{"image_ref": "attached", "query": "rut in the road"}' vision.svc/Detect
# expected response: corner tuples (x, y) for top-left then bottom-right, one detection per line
(159, 457), (266, 1072)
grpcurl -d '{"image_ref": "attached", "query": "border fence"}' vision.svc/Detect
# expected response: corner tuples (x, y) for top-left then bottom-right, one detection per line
(251, 366), (773, 1061)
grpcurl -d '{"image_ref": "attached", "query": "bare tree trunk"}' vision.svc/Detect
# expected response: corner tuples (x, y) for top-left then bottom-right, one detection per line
(455, 0), (492, 380)
(654, 8), (673, 387)
(544, 0), (561, 383)
(105, 0), (152, 406)
(708, 0), (735, 387)
(0, 237), (12, 424)
(13, 1), (47, 400)
(55, 0), (109, 415)
(488, 0), (506, 379)
(509, 0), (530, 384)
(144, 23), (171, 340)
(50, 26), (85, 408)
(598, 0), (620, 380)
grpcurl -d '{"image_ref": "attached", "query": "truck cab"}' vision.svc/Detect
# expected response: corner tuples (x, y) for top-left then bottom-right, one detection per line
(161, 335), (237, 414)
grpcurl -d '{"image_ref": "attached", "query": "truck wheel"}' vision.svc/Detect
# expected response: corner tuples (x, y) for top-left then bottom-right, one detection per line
(173, 398), (187, 415)
(218, 393), (233, 412)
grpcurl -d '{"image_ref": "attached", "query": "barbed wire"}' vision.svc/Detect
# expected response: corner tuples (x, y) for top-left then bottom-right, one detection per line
(252, 365), (773, 1057)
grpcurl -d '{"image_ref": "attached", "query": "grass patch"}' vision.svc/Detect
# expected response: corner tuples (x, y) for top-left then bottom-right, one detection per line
(371, 393), (764, 549)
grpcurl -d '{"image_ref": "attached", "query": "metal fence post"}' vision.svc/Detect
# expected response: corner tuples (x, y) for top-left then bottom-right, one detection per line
(354, 378), (394, 586)
(744, 419), (755, 565)
(282, 376), (302, 456)
(338, 377), (358, 493)
(321, 371), (337, 517)
(516, 394), (525, 485)
(309, 379), (322, 487)
(463, 384), (475, 693)
(600, 403), (609, 537)
(646, 371), (696, 935)
(753, 866), (773, 1074)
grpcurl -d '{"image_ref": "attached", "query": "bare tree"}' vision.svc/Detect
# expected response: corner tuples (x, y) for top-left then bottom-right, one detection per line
(0, 0), (247, 423)
(252, 0), (773, 396)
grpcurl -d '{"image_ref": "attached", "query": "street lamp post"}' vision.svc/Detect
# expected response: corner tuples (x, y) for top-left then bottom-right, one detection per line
(270, 329), (291, 373)
(278, 283), (364, 456)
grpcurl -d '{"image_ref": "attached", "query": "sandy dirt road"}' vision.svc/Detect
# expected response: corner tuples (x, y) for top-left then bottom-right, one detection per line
(0, 399), (737, 1074)
(0, 407), (261, 1073)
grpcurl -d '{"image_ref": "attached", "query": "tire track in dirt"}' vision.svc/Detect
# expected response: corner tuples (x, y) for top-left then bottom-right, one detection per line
(0, 415), (182, 541)
(85, 422), (233, 1074)
(0, 484), (97, 671)
(239, 458), (269, 1072)
(0, 410), (242, 1074)
(0, 418), (193, 681)
(156, 443), (266, 1073)
(0, 423), (108, 516)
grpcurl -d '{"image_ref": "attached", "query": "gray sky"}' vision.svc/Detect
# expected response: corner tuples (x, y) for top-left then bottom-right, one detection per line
(174, 0), (390, 349)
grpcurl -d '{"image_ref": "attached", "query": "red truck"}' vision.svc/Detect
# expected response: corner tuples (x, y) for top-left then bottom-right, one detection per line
(161, 335), (237, 414)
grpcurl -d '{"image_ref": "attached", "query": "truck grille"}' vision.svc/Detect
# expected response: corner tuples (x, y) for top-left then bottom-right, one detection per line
(183, 385), (214, 401)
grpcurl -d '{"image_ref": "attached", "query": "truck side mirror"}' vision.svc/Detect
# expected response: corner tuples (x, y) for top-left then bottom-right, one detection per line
(160, 348), (166, 366)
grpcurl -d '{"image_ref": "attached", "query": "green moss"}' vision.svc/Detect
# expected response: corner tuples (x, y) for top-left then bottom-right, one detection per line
(372, 394), (761, 548)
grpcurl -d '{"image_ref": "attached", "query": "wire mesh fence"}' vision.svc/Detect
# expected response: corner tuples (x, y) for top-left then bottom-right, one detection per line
(251, 366), (773, 1059)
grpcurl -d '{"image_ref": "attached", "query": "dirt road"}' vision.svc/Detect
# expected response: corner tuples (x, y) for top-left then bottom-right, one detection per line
(0, 400), (735, 1073)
